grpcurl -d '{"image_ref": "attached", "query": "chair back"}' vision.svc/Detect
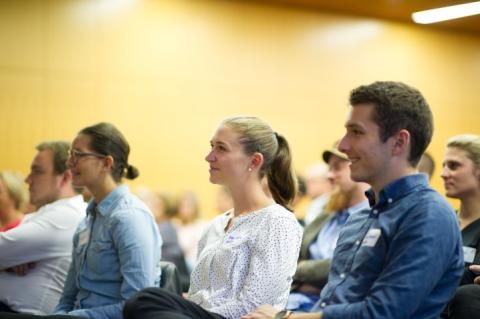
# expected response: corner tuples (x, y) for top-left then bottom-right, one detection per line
(159, 261), (183, 295)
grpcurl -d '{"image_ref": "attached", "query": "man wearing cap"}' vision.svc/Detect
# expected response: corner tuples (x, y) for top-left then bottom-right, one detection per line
(243, 81), (463, 319)
(287, 142), (370, 312)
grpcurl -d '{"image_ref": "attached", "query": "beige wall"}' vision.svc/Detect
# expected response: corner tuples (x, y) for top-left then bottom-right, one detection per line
(1, 0), (479, 216)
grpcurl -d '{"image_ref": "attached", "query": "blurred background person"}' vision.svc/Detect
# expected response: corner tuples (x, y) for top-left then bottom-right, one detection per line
(0, 171), (27, 232)
(441, 134), (480, 319)
(442, 134), (480, 242)
(303, 162), (332, 225)
(137, 187), (190, 291)
(418, 152), (436, 181)
(292, 175), (309, 225)
(175, 191), (208, 272)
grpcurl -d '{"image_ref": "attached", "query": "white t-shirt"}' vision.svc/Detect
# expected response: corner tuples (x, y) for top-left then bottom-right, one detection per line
(0, 195), (86, 314)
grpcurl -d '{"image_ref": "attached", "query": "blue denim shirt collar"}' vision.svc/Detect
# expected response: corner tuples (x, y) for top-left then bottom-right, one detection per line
(86, 184), (129, 217)
(365, 174), (428, 208)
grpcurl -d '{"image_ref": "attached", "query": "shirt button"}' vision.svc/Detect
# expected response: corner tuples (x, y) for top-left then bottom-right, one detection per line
(355, 240), (361, 245)
(340, 273), (346, 279)
(387, 198), (393, 203)
(321, 302), (327, 307)
(373, 209), (378, 214)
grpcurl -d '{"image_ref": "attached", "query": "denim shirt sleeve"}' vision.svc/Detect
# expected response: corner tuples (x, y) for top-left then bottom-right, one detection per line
(54, 258), (79, 314)
(54, 224), (82, 314)
(322, 199), (463, 319)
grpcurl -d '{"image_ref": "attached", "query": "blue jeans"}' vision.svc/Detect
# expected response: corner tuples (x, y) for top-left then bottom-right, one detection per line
(286, 292), (321, 312)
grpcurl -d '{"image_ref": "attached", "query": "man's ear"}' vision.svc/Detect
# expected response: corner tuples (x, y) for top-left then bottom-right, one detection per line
(391, 129), (411, 157)
(475, 166), (480, 181)
(61, 169), (73, 186)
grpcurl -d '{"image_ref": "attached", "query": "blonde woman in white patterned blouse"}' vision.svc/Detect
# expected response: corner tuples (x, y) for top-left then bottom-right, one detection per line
(124, 116), (303, 319)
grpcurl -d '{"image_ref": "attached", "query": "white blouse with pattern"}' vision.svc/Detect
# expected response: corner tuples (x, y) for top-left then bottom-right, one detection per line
(187, 204), (303, 319)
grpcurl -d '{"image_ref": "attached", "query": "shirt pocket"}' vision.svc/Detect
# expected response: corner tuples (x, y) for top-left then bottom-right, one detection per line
(330, 240), (357, 274)
(87, 240), (119, 278)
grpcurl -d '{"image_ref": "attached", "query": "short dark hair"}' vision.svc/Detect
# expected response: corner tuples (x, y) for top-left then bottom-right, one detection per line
(79, 122), (139, 182)
(349, 81), (433, 166)
(36, 141), (70, 175)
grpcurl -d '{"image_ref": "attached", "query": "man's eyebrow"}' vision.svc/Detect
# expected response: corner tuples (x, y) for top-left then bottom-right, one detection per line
(345, 123), (363, 129)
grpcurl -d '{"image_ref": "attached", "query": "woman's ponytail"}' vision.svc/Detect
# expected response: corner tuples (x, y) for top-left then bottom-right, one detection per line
(266, 133), (297, 211)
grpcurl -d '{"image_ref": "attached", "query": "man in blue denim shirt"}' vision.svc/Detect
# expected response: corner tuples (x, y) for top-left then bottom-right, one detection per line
(243, 81), (463, 319)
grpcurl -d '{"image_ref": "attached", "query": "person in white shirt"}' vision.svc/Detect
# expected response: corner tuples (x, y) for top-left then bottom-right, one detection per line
(124, 116), (303, 319)
(0, 141), (86, 314)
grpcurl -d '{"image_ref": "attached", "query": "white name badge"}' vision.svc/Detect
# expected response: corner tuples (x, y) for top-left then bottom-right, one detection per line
(362, 228), (381, 247)
(463, 246), (477, 264)
(78, 228), (90, 246)
(224, 234), (246, 245)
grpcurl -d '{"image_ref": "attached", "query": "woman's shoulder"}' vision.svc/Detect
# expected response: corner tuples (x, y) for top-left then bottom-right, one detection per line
(251, 204), (302, 232)
(109, 192), (155, 223)
(203, 212), (230, 232)
(262, 204), (298, 221)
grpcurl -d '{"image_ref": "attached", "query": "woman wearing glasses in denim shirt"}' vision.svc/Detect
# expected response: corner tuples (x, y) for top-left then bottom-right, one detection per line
(0, 123), (162, 319)
(58, 122), (162, 319)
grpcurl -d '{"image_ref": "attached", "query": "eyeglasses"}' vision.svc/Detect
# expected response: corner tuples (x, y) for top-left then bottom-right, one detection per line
(68, 149), (106, 164)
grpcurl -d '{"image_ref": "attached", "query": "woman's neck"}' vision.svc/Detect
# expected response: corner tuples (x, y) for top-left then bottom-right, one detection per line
(89, 177), (118, 205)
(458, 193), (480, 230)
(230, 181), (275, 217)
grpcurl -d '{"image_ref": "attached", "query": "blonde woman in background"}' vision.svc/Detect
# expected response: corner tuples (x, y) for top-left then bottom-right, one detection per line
(441, 134), (480, 319)
(0, 171), (27, 232)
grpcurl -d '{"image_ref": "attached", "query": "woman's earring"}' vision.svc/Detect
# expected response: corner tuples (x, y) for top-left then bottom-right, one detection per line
(248, 167), (252, 172)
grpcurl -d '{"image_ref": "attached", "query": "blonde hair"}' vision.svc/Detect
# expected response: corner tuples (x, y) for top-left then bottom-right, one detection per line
(222, 116), (297, 210)
(446, 134), (480, 167)
(324, 188), (351, 214)
(0, 171), (27, 209)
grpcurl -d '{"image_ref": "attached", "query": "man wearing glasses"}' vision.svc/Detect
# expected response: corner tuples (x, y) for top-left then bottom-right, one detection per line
(0, 141), (86, 315)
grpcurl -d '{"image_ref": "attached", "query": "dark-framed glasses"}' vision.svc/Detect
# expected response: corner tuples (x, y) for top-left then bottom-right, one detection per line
(68, 149), (106, 164)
